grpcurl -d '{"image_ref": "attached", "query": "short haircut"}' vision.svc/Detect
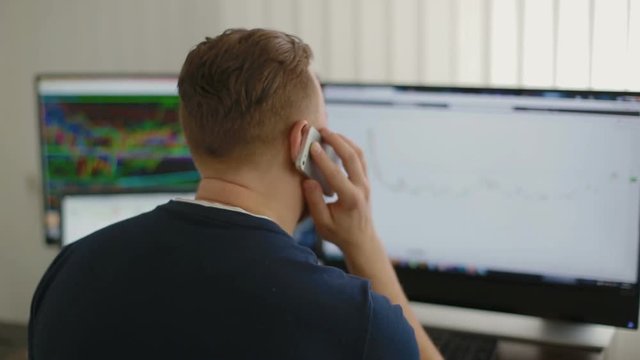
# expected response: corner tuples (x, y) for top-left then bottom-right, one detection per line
(178, 28), (315, 162)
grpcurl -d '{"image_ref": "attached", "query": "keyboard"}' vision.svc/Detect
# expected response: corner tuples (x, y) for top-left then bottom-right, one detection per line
(425, 327), (498, 360)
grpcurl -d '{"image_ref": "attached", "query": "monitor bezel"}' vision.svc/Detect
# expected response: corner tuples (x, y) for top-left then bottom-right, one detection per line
(321, 82), (640, 329)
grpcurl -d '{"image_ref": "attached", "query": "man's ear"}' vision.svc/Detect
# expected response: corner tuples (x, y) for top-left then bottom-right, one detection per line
(289, 120), (309, 162)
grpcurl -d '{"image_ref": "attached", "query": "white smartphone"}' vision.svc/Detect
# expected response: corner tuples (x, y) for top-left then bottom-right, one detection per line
(294, 126), (339, 196)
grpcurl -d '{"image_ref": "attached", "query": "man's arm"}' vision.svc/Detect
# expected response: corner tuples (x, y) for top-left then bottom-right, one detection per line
(302, 128), (443, 360)
(342, 235), (441, 360)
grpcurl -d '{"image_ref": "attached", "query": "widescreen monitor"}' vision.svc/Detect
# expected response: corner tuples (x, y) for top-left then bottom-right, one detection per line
(321, 84), (640, 329)
(36, 75), (198, 244)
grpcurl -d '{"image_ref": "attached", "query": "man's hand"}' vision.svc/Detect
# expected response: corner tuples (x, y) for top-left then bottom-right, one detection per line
(302, 127), (444, 360)
(302, 128), (376, 253)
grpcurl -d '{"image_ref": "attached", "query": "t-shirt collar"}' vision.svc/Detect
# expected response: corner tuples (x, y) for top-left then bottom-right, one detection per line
(173, 197), (275, 222)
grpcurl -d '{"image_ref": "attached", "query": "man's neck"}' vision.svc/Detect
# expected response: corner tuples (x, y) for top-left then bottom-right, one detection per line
(195, 176), (300, 235)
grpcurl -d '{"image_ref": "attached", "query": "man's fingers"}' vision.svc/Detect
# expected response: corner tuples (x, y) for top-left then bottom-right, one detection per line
(318, 128), (366, 187)
(309, 142), (357, 203)
(338, 134), (368, 177)
(302, 179), (332, 228)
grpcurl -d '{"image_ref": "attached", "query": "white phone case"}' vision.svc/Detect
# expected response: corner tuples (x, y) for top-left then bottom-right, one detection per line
(294, 126), (338, 196)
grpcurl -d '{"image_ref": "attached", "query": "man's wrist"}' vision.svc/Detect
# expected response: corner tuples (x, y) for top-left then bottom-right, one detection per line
(339, 232), (385, 263)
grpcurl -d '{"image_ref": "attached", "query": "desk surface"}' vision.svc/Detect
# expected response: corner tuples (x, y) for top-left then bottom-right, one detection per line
(497, 339), (604, 360)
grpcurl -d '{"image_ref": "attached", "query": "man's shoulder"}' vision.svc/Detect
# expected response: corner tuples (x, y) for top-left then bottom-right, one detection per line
(275, 260), (373, 304)
(364, 292), (420, 360)
(267, 262), (418, 359)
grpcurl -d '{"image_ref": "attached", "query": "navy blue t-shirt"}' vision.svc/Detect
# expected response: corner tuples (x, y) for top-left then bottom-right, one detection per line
(29, 200), (418, 360)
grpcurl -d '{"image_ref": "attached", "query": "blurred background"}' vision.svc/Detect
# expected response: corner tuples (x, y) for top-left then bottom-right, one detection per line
(1, 0), (639, 359)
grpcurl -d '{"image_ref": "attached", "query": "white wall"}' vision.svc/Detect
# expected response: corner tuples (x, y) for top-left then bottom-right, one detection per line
(0, 0), (639, 358)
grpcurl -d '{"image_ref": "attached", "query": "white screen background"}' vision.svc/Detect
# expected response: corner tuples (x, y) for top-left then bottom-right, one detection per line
(326, 102), (640, 284)
(62, 193), (193, 246)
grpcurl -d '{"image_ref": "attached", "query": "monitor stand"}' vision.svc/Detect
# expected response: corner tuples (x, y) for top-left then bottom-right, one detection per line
(411, 302), (615, 350)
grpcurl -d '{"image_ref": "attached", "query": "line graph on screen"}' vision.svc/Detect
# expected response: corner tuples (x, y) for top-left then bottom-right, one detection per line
(364, 125), (636, 202)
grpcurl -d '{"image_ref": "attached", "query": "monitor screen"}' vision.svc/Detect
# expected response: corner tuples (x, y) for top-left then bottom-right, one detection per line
(322, 84), (640, 329)
(61, 193), (194, 246)
(37, 75), (198, 244)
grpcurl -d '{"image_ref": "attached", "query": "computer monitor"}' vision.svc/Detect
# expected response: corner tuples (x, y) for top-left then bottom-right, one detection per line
(61, 192), (194, 246)
(321, 84), (640, 331)
(36, 75), (198, 244)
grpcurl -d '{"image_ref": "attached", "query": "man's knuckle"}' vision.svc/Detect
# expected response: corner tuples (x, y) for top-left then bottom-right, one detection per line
(346, 149), (358, 164)
(331, 164), (342, 178)
(363, 180), (371, 193)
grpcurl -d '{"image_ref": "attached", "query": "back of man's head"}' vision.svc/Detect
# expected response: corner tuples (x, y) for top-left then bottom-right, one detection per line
(178, 28), (315, 165)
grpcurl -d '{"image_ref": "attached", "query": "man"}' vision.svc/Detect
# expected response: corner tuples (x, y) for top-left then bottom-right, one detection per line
(29, 29), (443, 360)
